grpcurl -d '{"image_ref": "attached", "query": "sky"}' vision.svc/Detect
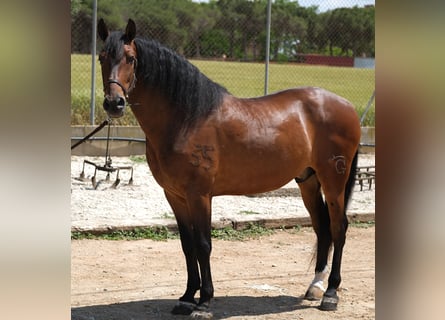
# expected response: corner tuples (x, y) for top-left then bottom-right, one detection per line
(193, 0), (375, 13)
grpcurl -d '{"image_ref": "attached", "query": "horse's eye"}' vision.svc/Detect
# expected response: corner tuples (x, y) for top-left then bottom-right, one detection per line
(98, 54), (106, 64)
(127, 56), (135, 64)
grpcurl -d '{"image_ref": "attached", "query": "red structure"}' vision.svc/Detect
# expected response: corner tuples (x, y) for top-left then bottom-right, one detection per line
(298, 54), (354, 67)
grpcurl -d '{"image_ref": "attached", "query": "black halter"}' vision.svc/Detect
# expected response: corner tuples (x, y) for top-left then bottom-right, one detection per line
(107, 79), (129, 99)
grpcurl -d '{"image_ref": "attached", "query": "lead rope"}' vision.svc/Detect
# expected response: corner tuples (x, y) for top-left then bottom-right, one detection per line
(71, 118), (110, 150)
(104, 119), (113, 168)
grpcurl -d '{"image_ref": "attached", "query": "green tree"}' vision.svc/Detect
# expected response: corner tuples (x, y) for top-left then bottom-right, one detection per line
(294, 5), (321, 54)
(236, 0), (266, 60)
(186, 2), (222, 57)
(216, 0), (246, 59)
(323, 6), (374, 57)
(127, 0), (181, 50)
(358, 5), (375, 57)
(71, 0), (374, 59)
(270, 0), (307, 61)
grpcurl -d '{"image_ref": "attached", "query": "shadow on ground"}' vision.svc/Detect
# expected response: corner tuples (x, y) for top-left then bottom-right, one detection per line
(72, 295), (315, 319)
(246, 187), (301, 198)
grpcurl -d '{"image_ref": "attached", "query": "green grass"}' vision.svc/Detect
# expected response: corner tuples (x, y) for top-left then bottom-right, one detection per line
(71, 223), (373, 241)
(211, 223), (274, 241)
(71, 223), (273, 241)
(349, 220), (375, 228)
(159, 212), (175, 220)
(71, 226), (177, 241)
(71, 54), (375, 126)
(239, 210), (261, 215)
(129, 155), (147, 163)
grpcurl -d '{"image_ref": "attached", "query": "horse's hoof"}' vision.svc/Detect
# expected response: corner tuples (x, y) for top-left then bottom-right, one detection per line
(190, 310), (213, 319)
(319, 295), (339, 311)
(171, 301), (196, 315)
(304, 285), (324, 301)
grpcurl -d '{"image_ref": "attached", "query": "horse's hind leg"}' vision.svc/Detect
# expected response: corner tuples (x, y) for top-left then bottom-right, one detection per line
(316, 154), (356, 311)
(164, 191), (200, 315)
(297, 175), (331, 301)
(320, 191), (348, 311)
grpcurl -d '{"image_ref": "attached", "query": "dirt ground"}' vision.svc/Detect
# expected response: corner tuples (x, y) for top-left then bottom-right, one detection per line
(71, 226), (374, 320)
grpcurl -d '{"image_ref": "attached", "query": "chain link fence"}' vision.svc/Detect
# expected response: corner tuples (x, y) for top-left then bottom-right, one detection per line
(71, 0), (374, 126)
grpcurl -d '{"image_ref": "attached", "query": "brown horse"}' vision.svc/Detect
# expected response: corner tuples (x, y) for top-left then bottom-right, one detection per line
(97, 18), (361, 314)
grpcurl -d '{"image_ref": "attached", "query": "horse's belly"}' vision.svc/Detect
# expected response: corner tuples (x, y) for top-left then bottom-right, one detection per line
(213, 177), (293, 196)
(212, 154), (306, 196)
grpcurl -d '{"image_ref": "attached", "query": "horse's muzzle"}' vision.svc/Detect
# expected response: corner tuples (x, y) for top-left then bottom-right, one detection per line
(103, 95), (126, 118)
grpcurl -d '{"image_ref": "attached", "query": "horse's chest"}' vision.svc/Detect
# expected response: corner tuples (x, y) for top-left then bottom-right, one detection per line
(144, 144), (167, 186)
(145, 157), (163, 184)
(144, 153), (174, 188)
(147, 141), (222, 198)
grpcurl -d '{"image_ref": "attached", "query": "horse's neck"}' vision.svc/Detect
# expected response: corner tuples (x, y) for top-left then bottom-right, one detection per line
(129, 87), (178, 146)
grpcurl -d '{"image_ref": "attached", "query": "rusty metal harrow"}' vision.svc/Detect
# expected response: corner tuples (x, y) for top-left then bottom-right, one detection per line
(78, 158), (134, 189)
(73, 119), (134, 189)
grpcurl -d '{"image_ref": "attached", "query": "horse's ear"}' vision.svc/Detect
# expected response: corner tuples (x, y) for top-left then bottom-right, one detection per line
(98, 18), (109, 41)
(125, 19), (136, 42)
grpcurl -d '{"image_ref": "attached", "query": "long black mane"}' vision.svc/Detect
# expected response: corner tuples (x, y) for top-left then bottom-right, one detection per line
(133, 37), (229, 124)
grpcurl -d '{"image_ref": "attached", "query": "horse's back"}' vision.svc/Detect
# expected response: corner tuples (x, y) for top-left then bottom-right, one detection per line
(265, 87), (361, 148)
(274, 86), (358, 124)
(206, 87), (360, 195)
(236, 86), (360, 147)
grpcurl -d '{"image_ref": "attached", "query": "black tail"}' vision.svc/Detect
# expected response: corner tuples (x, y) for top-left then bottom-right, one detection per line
(344, 150), (359, 212)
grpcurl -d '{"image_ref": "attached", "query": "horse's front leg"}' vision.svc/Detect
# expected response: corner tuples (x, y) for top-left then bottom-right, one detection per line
(188, 194), (214, 309)
(164, 191), (200, 315)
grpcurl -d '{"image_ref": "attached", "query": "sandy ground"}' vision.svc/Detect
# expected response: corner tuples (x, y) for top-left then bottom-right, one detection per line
(71, 226), (375, 320)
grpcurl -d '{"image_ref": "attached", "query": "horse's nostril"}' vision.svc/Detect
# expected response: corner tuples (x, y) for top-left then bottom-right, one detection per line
(117, 97), (126, 108)
(103, 99), (110, 111)
(103, 96), (125, 117)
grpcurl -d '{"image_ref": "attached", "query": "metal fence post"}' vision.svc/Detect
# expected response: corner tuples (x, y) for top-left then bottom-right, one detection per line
(264, 0), (272, 96)
(90, 0), (98, 125)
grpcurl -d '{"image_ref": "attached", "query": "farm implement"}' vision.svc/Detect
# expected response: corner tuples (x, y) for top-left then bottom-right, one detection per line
(71, 119), (134, 189)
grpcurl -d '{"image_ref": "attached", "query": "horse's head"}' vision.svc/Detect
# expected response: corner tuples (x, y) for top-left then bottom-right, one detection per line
(97, 19), (138, 118)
